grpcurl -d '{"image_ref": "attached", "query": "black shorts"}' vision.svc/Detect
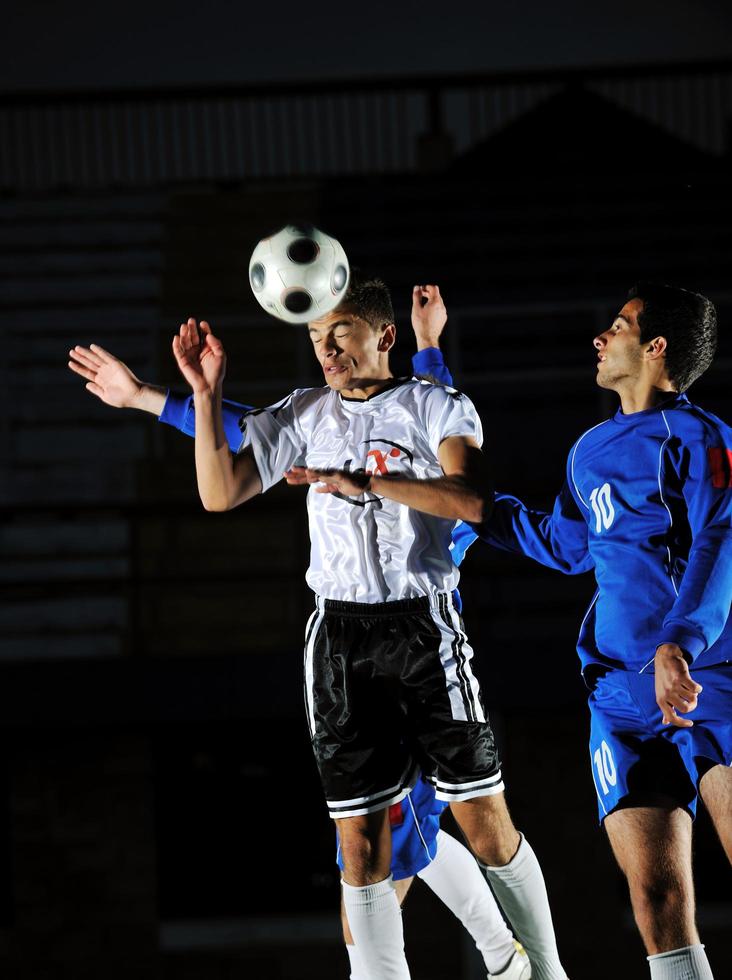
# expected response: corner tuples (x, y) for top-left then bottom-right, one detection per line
(303, 593), (503, 819)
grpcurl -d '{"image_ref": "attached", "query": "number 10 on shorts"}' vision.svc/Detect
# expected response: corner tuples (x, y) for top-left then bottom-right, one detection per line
(593, 740), (617, 795)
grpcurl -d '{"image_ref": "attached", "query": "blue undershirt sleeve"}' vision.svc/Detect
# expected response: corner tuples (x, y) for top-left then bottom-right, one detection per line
(411, 348), (453, 387)
(658, 429), (732, 661)
(158, 391), (253, 453)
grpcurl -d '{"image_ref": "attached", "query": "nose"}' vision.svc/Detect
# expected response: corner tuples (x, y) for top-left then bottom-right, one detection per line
(322, 335), (341, 357)
(593, 333), (606, 351)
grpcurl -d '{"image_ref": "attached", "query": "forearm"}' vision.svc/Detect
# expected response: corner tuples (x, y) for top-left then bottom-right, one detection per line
(370, 473), (490, 523)
(193, 391), (240, 511)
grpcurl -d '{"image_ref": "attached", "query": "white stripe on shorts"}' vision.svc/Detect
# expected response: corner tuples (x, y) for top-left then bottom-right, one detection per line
(303, 596), (326, 738)
(326, 761), (418, 820)
(430, 593), (486, 723)
(430, 770), (505, 803)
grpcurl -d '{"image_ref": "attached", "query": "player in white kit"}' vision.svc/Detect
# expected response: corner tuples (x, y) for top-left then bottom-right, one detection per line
(172, 276), (568, 980)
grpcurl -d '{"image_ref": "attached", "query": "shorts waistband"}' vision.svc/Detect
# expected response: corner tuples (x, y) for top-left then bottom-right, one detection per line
(321, 595), (436, 618)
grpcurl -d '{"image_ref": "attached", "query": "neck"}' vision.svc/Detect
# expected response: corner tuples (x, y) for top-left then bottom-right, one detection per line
(342, 373), (395, 400)
(617, 380), (677, 415)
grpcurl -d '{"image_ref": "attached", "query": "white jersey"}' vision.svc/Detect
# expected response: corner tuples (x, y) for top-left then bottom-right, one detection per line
(239, 379), (483, 603)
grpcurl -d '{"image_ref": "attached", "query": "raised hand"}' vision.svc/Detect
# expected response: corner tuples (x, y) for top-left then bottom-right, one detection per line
(412, 284), (447, 350)
(172, 318), (226, 395)
(68, 344), (143, 409)
(655, 643), (702, 727)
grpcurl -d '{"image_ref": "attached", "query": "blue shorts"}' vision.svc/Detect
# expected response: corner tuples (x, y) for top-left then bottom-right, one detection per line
(588, 664), (732, 821)
(335, 776), (447, 880)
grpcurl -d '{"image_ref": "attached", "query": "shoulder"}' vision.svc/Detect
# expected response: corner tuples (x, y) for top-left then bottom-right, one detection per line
(570, 418), (614, 456)
(664, 398), (732, 447)
(246, 386), (326, 417)
(409, 378), (473, 408)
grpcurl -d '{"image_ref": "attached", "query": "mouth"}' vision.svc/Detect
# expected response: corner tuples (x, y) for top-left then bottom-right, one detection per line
(597, 355), (606, 364)
(324, 363), (347, 376)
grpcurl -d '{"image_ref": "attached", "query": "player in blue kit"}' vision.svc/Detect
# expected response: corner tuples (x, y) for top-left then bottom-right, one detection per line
(444, 283), (728, 980)
(68, 288), (532, 980)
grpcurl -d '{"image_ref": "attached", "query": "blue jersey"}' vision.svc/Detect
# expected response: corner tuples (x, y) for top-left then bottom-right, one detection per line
(159, 347), (460, 876)
(479, 393), (732, 677)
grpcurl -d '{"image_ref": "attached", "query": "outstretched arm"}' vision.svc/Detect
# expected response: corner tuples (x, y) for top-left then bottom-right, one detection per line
(285, 435), (491, 524)
(477, 483), (593, 575)
(172, 318), (261, 511)
(69, 344), (252, 452)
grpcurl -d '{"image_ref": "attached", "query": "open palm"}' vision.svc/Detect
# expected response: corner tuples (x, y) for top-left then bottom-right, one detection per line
(172, 318), (226, 394)
(68, 344), (141, 408)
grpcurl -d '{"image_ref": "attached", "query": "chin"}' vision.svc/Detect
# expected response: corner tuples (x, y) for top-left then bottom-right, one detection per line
(324, 373), (349, 390)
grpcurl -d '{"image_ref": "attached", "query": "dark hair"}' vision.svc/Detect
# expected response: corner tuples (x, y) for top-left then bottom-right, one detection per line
(338, 268), (395, 329)
(627, 282), (717, 392)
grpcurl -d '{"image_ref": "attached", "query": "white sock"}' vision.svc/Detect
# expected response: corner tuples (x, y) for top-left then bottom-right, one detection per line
(418, 830), (516, 974)
(345, 942), (368, 980)
(648, 944), (714, 979)
(480, 834), (566, 980)
(341, 875), (411, 979)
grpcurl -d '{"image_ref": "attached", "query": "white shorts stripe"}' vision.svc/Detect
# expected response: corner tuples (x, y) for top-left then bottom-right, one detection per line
(443, 593), (486, 723)
(432, 770), (503, 791)
(430, 593), (485, 723)
(433, 777), (506, 803)
(303, 596), (325, 737)
(327, 762), (418, 820)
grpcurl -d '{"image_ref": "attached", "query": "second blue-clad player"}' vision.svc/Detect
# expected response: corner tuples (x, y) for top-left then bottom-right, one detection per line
(460, 283), (730, 980)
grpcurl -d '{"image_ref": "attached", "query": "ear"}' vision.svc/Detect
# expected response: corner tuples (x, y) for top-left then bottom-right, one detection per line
(645, 335), (667, 361)
(378, 323), (396, 353)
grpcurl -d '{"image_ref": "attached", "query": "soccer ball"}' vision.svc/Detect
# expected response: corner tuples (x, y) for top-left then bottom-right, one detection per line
(248, 224), (350, 324)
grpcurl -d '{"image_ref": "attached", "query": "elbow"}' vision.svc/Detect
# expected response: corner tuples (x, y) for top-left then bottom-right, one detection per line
(464, 492), (493, 525)
(200, 493), (233, 513)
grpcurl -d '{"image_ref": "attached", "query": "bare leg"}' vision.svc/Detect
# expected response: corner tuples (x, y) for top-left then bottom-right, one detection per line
(339, 808), (410, 979)
(338, 808), (392, 886)
(699, 764), (732, 862)
(604, 805), (698, 954)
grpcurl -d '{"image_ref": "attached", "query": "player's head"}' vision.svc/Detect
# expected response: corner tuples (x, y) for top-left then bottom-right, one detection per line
(594, 283), (717, 394)
(307, 270), (396, 391)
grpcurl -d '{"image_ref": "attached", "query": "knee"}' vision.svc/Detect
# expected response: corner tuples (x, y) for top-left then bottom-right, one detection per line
(452, 796), (520, 867)
(468, 829), (520, 867)
(339, 822), (389, 885)
(628, 872), (689, 928)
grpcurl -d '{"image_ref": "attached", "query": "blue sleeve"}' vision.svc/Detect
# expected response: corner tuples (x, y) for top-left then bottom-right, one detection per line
(158, 391), (253, 454)
(450, 520), (478, 566)
(475, 453), (594, 575)
(659, 426), (732, 661)
(411, 348), (453, 387)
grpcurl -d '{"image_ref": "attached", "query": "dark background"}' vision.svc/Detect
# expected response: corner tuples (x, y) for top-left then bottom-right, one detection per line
(1, 5), (731, 978)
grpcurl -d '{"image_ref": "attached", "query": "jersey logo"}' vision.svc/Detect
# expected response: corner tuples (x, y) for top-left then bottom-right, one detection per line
(331, 440), (413, 508)
(589, 483), (615, 533)
(362, 439), (414, 475)
(708, 447), (732, 489)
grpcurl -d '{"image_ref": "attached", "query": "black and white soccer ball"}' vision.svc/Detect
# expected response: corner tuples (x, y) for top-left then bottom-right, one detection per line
(248, 224), (350, 324)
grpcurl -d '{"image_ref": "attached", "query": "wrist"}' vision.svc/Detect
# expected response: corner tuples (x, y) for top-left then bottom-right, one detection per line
(414, 337), (442, 351)
(655, 643), (688, 661)
(133, 382), (167, 415)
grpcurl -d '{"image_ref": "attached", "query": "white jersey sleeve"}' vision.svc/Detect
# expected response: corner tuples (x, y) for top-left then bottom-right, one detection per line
(237, 390), (307, 493)
(420, 384), (483, 456)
